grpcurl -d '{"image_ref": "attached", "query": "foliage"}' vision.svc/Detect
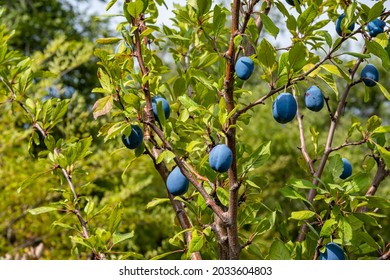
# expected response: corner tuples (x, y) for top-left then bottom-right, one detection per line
(1, 0), (390, 260)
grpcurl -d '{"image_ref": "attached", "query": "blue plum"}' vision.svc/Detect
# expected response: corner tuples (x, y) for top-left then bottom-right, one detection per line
(360, 64), (379, 87)
(235, 57), (254, 80)
(121, 125), (143, 149)
(304, 86), (324, 112)
(209, 144), (233, 173)
(166, 166), (189, 196)
(152, 96), (171, 121)
(320, 242), (345, 260)
(272, 93), (297, 124)
(335, 13), (355, 36)
(367, 18), (386, 37)
(340, 158), (352, 179)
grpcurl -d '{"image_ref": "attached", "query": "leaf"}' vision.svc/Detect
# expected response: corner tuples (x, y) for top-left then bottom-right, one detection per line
(326, 155), (343, 179)
(259, 13), (279, 38)
(96, 37), (122, 44)
(212, 5), (226, 36)
(243, 141), (271, 172)
(28, 206), (58, 215)
(367, 2), (384, 22)
(320, 64), (350, 81)
(146, 198), (170, 209)
(297, 5), (318, 34)
(376, 82), (390, 101)
(366, 40), (390, 70)
(216, 187), (229, 207)
(279, 186), (310, 205)
(112, 232), (134, 246)
(156, 150), (175, 164)
(372, 126), (390, 135)
(289, 42), (306, 72)
(338, 217), (353, 244)
(108, 204), (123, 234)
(343, 52), (371, 59)
(188, 235), (204, 253)
(290, 210), (316, 221)
(288, 179), (316, 189)
(196, 0), (212, 16)
(106, 0), (118, 11)
(84, 200), (95, 217)
(375, 144), (390, 168)
(366, 115), (382, 132)
(269, 240), (291, 260)
(92, 95), (113, 119)
(257, 39), (276, 69)
(126, 0), (146, 18)
(320, 218), (336, 237)
(97, 68), (112, 91)
(150, 250), (180, 260)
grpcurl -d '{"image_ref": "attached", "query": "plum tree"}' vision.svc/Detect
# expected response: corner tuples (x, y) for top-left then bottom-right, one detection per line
(367, 18), (386, 37)
(209, 144), (233, 173)
(121, 125), (144, 149)
(304, 86), (324, 112)
(166, 166), (189, 196)
(361, 64), (379, 87)
(272, 93), (297, 124)
(320, 243), (345, 260)
(335, 13), (355, 36)
(235, 56), (254, 80)
(340, 158), (352, 179)
(152, 96), (171, 121)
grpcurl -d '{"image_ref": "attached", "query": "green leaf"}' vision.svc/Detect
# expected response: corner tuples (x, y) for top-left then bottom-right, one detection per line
(84, 200), (95, 217)
(156, 150), (175, 164)
(289, 42), (306, 72)
(257, 39), (276, 69)
(96, 37), (122, 44)
(297, 5), (318, 34)
(376, 82), (390, 101)
(366, 40), (390, 70)
(288, 179), (316, 189)
(126, 0), (146, 18)
(188, 235), (204, 253)
(150, 250), (180, 260)
(269, 240), (291, 260)
(320, 64), (350, 81)
(375, 144), (390, 168)
(366, 115), (382, 132)
(106, 0), (118, 11)
(259, 13), (279, 38)
(290, 210), (316, 220)
(196, 0), (211, 16)
(108, 204), (123, 234)
(212, 5), (226, 36)
(338, 217), (353, 244)
(92, 95), (113, 119)
(326, 155), (343, 179)
(28, 206), (58, 215)
(343, 52), (371, 59)
(320, 218), (336, 237)
(279, 186), (310, 205)
(216, 187), (229, 207)
(367, 2), (384, 22)
(372, 126), (390, 135)
(112, 232), (134, 246)
(146, 198), (170, 209)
